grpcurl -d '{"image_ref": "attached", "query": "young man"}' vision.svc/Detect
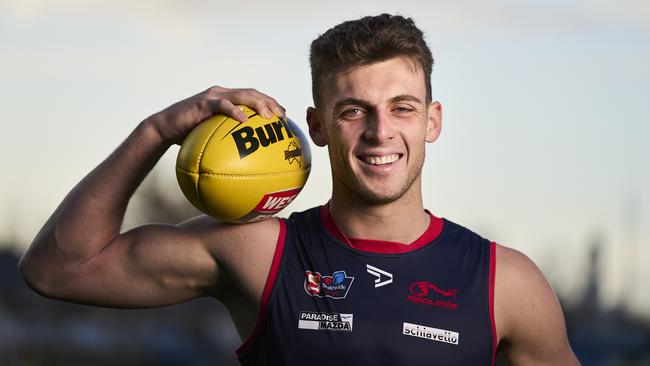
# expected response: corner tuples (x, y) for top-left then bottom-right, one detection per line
(19, 14), (579, 365)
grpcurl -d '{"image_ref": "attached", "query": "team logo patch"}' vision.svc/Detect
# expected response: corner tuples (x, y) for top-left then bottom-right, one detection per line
(298, 311), (353, 331)
(406, 281), (458, 310)
(402, 322), (459, 345)
(304, 270), (354, 299)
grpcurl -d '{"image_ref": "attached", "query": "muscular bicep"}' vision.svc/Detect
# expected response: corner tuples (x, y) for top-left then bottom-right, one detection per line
(52, 221), (220, 308)
(495, 245), (580, 365)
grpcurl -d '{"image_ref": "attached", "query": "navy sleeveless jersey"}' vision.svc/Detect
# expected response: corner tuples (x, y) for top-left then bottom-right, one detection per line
(237, 206), (497, 365)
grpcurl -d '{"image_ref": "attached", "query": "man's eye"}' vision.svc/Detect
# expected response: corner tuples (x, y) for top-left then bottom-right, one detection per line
(342, 108), (363, 118)
(394, 106), (414, 113)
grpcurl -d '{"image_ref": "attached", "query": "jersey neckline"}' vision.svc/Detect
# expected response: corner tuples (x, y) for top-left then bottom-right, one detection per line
(319, 204), (444, 254)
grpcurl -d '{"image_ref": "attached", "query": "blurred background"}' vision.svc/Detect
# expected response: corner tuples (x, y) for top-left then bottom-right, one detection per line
(1, 0), (648, 364)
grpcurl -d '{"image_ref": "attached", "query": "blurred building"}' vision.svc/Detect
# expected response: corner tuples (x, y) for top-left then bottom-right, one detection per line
(564, 237), (650, 366)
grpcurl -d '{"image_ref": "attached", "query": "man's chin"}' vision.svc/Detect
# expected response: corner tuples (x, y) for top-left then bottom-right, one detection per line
(353, 173), (421, 205)
(356, 187), (404, 205)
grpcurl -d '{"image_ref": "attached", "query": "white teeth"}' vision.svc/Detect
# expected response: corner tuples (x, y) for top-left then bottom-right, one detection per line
(363, 154), (399, 165)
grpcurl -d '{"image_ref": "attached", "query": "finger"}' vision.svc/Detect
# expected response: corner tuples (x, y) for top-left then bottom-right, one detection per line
(230, 89), (285, 119)
(261, 96), (285, 118)
(232, 90), (273, 119)
(209, 99), (248, 122)
(251, 99), (275, 120)
(257, 95), (285, 118)
(269, 101), (286, 119)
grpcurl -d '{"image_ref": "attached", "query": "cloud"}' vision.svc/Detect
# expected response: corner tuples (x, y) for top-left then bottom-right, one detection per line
(0, 0), (216, 42)
(1, 0), (648, 39)
(417, 0), (650, 34)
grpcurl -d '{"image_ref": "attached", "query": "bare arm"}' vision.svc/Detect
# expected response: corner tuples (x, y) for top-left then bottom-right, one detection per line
(19, 86), (285, 308)
(495, 245), (580, 365)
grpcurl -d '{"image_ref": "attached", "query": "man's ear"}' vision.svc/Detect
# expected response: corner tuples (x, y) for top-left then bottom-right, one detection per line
(306, 107), (328, 147)
(425, 101), (442, 143)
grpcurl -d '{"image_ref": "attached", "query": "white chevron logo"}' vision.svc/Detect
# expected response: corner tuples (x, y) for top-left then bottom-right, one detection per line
(366, 264), (393, 288)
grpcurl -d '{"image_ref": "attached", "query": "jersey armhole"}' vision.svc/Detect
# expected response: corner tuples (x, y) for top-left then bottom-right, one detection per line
(489, 241), (498, 366)
(236, 218), (288, 357)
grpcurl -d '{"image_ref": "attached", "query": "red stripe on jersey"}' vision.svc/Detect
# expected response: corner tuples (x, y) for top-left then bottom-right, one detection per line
(236, 219), (287, 356)
(320, 204), (444, 254)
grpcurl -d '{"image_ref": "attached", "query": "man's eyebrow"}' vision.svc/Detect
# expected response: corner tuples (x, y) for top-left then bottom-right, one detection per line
(389, 94), (423, 104)
(333, 98), (371, 111)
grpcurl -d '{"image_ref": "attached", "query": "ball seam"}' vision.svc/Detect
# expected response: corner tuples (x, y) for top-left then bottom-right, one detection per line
(177, 166), (311, 177)
(195, 118), (228, 214)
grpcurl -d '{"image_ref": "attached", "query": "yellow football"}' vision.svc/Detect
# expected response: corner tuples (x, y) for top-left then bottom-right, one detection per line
(176, 106), (311, 223)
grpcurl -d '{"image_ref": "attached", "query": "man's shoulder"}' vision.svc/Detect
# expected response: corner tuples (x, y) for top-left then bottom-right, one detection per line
(178, 204), (324, 247)
(492, 247), (579, 363)
(494, 243), (561, 337)
(494, 244), (542, 283)
(178, 214), (282, 254)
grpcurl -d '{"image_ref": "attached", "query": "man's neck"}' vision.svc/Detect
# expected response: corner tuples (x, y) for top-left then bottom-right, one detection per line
(328, 187), (430, 245)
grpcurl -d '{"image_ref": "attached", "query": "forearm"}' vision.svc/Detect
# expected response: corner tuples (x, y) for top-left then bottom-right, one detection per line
(21, 117), (169, 271)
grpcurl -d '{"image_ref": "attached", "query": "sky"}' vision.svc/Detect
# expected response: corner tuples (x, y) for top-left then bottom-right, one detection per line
(1, 0), (649, 315)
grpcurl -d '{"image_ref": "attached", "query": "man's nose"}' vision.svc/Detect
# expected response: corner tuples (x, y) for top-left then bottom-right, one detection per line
(363, 110), (396, 143)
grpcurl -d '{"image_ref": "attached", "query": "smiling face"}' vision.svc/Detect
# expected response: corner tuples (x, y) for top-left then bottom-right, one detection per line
(307, 56), (442, 205)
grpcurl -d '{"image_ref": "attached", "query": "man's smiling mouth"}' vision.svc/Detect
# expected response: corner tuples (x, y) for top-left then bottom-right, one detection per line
(359, 154), (402, 165)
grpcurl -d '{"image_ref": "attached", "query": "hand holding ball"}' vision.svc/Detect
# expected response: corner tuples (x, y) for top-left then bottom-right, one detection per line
(176, 106), (311, 223)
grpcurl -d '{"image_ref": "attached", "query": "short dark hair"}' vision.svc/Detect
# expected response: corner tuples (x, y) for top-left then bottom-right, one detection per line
(310, 14), (434, 107)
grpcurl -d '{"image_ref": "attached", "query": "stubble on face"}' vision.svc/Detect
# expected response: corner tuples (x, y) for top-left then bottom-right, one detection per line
(331, 145), (425, 205)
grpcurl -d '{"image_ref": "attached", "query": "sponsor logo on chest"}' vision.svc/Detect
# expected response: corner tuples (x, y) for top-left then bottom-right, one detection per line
(304, 270), (354, 299)
(298, 311), (353, 331)
(366, 264), (393, 288)
(402, 322), (460, 345)
(406, 281), (459, 310)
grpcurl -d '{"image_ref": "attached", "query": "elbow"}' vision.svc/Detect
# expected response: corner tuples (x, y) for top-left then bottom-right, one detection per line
(18, 251), (58, 299)
(19, 226), (60, 298)
(19, 243), (99, 304)
(18, 253), (43, 295)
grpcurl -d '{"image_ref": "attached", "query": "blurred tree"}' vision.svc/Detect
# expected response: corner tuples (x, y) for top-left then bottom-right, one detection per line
(127, 167), (202, 226)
